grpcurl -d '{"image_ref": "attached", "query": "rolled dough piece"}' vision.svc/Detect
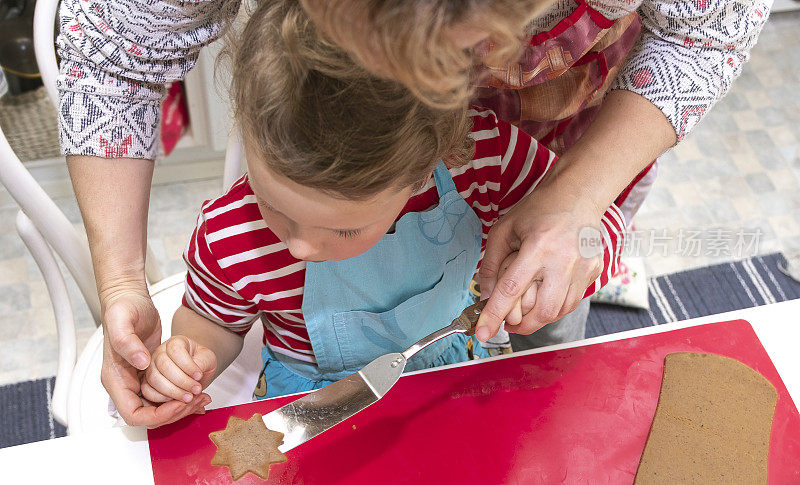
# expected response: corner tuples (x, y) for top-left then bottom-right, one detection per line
(209, 413), (287, 480)
(635, 352), (777, 484)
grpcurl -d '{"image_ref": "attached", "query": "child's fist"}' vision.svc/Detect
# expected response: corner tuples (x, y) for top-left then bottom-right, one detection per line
(141, 335), (217, 404)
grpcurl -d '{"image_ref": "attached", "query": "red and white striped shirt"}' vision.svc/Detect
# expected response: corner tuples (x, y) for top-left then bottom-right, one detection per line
(182, 109), (626, 363)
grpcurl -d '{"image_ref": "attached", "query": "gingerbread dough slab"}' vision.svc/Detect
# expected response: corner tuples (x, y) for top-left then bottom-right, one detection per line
(635, 352), (778, 484)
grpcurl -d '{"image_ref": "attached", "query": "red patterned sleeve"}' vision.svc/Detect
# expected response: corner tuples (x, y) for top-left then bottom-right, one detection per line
(57, 0), (240, 159)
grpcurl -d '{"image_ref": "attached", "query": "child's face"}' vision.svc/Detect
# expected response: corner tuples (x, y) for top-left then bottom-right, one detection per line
(247, 156), (416, 262)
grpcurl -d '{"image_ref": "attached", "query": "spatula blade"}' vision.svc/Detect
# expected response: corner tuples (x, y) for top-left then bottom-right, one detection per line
(263, 353), (406, 452)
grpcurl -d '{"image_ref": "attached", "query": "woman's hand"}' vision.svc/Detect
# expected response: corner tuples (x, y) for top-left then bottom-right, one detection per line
(104, 289), (161, 370)
(474, 180), (604, 341)
(100, 290), (210, 427)
(474, 90), (676, 341)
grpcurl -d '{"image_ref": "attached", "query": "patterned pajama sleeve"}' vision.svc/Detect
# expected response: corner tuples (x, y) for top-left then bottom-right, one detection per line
(612, 0), (772, 141)
(56, 0), (241, 159)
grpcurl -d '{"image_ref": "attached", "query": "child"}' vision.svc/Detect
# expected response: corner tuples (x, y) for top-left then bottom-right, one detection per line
(139, 1), (625, 408)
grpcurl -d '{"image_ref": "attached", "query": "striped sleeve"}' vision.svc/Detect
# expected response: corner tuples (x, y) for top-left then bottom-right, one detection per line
(182, 210), (260, 335)
(585, 204), (626, 297)
(472, 109), (627, 297)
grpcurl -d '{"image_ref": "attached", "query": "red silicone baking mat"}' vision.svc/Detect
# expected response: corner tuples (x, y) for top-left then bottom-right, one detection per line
(148, 320), (800, 484)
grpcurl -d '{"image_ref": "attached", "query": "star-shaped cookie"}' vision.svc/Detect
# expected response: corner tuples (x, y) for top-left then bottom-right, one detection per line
(209, 413), (287, 480)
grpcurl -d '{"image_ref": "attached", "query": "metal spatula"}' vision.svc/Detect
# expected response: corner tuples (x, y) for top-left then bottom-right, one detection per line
(262, 299), (487, 452)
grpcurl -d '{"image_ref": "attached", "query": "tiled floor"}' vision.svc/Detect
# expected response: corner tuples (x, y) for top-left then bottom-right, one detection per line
(0, 11), (799, 385)
(0, 176), (225, 385)
(632, 11), (800, 275)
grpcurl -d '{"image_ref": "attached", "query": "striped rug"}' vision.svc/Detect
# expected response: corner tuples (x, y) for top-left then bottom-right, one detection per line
(587, 252), (800, 338)
(0, 377), (66, 449)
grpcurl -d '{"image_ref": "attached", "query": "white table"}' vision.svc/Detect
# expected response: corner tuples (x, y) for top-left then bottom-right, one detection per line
(2, 300), (799, 484)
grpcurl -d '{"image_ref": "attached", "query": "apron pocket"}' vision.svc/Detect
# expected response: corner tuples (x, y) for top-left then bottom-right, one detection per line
(328, 250), (470, 371)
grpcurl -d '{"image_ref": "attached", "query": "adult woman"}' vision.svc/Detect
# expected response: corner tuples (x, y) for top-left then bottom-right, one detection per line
(58, 0), (769, 427)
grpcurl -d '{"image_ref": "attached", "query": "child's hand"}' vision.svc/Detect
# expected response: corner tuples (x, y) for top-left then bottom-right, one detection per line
(141, 335), (217, 405)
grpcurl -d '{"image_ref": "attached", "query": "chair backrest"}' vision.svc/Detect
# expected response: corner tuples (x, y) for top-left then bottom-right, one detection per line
(2, 0), (245, 323)
(0, 130), (102, 321)
(0, 0), (101, 320)
(33, 0), (59, 109)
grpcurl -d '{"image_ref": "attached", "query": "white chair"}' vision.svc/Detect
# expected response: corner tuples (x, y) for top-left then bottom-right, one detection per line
(0, 0), (254, 434)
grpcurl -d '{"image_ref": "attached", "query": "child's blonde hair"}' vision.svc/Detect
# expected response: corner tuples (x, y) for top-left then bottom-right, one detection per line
(301, 0), (548, 109)
(230, 0), (474, 200)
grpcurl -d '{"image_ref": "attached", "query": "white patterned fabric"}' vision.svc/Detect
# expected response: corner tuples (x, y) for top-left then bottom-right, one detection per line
(608, 0), (773, 140)
(57, 0), (241, 159)
(57, 0), (771, 159)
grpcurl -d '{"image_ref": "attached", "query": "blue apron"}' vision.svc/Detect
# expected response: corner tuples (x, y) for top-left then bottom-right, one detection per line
(253, 162), (488, 400)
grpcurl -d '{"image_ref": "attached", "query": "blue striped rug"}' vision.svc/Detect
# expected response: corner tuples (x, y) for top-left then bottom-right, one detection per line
(587, 252), (800, 338)
(0, 377), (66, 449)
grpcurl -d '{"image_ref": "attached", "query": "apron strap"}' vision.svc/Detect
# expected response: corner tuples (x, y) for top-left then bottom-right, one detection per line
(432, 161), (456, 197)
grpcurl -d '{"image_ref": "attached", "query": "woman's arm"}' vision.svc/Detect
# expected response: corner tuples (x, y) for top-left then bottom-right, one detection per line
(477, 0), (772, 335)
(69, 154), (204, 428)
(613, 0), (772, 141)
(477, 91), (675, 338)
(57, 0), (241, 159)
(67, 153), (158, 363)
(541, 89), (675, 219)
(57, 0), (242, 426)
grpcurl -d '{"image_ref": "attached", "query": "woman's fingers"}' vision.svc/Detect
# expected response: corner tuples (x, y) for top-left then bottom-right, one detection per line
(558, 283), (583, 319)
(476, 247), (537, 340)
(142, 395), (212, 429)
(137, 400), (188, 429)
(478, 249), (595, 337)
(104, 357), (211, 428)
(104, 299), (153, 371)
(477, 219), (605, 338)
(557, 256), (601, 318)
(478, 220), (516, 306)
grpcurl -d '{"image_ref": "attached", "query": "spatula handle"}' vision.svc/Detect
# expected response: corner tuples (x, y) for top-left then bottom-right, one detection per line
(401, 300), (487, 361)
